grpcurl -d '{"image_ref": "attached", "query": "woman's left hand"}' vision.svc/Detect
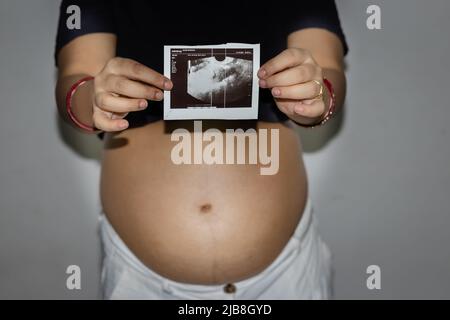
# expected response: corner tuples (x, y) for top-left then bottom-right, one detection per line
(258, 48), (329, 126)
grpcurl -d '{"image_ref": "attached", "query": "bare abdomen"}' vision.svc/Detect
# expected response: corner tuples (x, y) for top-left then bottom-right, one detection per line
(99, 120), (307, 284)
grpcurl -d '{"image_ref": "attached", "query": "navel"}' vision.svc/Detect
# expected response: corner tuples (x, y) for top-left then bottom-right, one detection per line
(199, 203), (213, 213)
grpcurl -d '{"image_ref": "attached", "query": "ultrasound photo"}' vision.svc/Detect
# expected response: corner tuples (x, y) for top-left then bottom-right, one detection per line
(164, 44), (260, 120)
(187, 55), (253, 106)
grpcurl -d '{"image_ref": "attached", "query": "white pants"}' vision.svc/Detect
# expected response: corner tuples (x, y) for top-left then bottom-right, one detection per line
(98, 197), (333, 300)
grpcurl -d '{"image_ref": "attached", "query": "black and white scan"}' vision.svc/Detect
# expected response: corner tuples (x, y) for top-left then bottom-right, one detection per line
(187, 56), (253, 106)
(164, 44), (260, 120)
(170, 48), (254, 109)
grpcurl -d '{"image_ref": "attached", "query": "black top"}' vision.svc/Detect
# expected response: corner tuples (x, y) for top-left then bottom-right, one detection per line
(55, 0), (348, 139)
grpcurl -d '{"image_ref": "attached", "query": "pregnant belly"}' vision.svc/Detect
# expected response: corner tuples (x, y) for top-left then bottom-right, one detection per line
(100, 120), (307, 284)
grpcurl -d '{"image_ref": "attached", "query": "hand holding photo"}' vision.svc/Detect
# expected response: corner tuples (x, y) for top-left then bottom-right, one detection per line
(164, 43), (260, 120)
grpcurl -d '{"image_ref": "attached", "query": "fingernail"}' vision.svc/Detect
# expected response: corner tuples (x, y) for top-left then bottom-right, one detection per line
(258, 69), (266, 78)
(272, 88), (281, 96)
(259, 80), (267, 88)
(120, 121), (128, 129)
(164, 80), (172, 90)
(295, 106), (305, 114)
(139, 100), (148, 109)
(155, 91), (163, 100)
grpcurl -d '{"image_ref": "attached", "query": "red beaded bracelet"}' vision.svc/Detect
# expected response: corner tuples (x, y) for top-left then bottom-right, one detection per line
(66, 76), (100, 133)
(297, 78), (336, 128)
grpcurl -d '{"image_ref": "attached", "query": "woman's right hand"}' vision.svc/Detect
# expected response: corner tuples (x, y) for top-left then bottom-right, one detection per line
(92, 57), (173, 132)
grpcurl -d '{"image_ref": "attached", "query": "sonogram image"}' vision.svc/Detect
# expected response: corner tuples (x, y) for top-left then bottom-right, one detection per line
(187, 56), (252, 105)
(169, 48), (254, 108)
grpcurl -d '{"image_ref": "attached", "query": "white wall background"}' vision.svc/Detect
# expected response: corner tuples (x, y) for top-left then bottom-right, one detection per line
(0, 0), (449, 299)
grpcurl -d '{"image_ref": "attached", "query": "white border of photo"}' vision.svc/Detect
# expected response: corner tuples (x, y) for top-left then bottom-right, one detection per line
(163, 43), (260, 120)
